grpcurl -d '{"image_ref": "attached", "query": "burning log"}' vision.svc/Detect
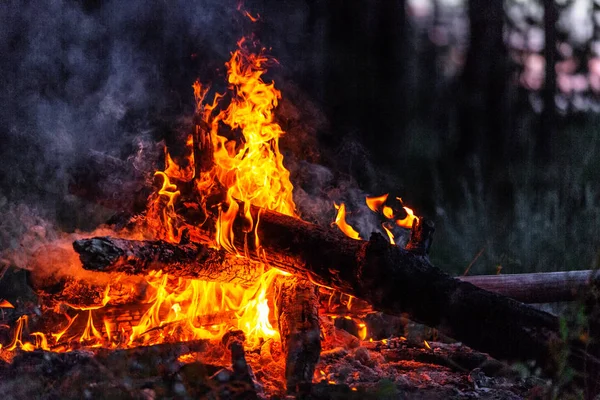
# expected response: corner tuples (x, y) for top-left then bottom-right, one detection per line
(54, 234), (600, 310)
(72, 236), (265, 287)
(236, 209), (600, 384)
(74, 229), (590, 381)
(246, 209), (600, 378)
(72, 200), (600, 382)
(274, 276), (321, 395)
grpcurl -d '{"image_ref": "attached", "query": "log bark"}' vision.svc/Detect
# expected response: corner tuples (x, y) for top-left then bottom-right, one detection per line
(274, 277), (321, 395)
(74, 206), (596, 378)
(73, 236), (265, 287)
(459, 270), (600, 304)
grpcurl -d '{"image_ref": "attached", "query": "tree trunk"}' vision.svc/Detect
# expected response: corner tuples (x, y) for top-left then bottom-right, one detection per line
(539, 0), (557, 162)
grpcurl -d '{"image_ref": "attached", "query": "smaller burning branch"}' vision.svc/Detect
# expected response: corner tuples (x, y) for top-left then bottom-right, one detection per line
(274, 277), (321, 395)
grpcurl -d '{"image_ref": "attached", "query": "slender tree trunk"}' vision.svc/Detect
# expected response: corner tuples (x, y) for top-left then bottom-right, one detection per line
(539, 0), (557, 162)
(457, 0), (508, 177)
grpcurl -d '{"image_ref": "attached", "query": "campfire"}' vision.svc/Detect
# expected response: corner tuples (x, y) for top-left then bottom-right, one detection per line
(1, 29), (599, 400)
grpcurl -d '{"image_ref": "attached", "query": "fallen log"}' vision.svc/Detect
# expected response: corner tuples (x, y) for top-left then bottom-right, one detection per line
(363, 339), (502, 373)
(274, 276), (321, 395)
(4, 338), (209, 369)
(458, 270), (600, 303)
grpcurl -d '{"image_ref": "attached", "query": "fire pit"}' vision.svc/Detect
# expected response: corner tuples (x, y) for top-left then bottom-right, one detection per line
(0, 21), (598, 400)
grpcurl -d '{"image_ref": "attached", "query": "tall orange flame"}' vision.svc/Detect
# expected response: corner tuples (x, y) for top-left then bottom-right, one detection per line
(210, 37), (296, 218)
(129, 36), (297, 350)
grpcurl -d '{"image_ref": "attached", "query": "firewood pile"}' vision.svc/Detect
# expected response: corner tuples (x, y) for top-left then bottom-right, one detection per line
(1, 36), (599, 400)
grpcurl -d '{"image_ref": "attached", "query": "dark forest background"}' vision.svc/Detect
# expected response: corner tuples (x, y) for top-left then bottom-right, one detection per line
(1, 0), (599, 276)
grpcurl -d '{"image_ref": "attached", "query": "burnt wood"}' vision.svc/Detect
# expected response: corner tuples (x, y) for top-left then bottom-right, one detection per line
(274, 277), (321, 395)
(73, 236), (265, 287)
(0, 339), (262, 399)
(65, 234), (600, 307)
(74, 202), (596, 380)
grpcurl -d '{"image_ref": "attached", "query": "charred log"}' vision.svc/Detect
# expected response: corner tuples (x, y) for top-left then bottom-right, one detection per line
(73, 236), (265, 286)
(0, 340), (264, 399)
(74, 205), (598, 378)
(368, 339), (502, 373)
(274, 277), (321, 395)
(221, 205), (597, 378)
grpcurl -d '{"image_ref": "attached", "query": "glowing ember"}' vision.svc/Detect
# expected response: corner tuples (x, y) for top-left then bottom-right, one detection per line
(357, 323), (367, 341)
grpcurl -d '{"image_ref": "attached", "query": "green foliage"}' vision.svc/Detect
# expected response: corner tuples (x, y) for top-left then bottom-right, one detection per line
(426, 114), (600, 276)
